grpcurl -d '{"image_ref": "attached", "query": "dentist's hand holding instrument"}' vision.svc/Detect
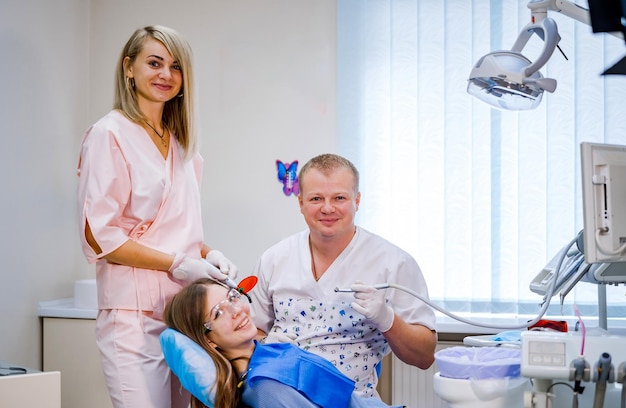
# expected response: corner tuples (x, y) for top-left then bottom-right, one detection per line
(205, 249), (239, 280)
(169, 252), (238, 289)
(205, 249), (239, 289)
(350, 281), (395, 332)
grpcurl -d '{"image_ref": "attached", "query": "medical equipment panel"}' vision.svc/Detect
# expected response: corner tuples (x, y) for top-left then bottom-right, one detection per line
(521, 330), (626, 380)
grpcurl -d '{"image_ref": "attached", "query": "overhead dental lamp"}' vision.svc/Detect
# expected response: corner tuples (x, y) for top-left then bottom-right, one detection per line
(467, 0), (591, 110)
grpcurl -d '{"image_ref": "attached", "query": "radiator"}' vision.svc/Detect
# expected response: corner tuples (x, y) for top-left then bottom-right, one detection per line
(390, 342), (460, 408)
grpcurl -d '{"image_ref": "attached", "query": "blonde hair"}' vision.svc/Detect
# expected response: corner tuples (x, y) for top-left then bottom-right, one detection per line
(163, 279), (241, 408)
(113, 25), (197, 160)
(298, 153), (360, 193)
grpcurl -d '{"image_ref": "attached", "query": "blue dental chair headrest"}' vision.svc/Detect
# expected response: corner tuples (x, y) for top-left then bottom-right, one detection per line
(160, 327), (217, 407)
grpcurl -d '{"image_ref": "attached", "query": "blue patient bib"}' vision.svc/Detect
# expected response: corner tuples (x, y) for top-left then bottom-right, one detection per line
(247, 342), (355, 408)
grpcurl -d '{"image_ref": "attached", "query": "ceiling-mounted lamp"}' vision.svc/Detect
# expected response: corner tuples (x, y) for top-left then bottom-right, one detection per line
(467, 0), (590, 110)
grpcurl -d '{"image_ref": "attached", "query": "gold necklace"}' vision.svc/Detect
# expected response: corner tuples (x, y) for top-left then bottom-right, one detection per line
(237, 368), (250, 389)
(228, 356), (250, 388)
(144, 121), (167, 148)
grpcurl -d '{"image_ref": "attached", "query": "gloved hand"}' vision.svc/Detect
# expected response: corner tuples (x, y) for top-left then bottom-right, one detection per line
(350, 280), (395, 332)
(169, 254), (228, 283)
(205, 250), (239, 281)
(263, 331), (297, 344)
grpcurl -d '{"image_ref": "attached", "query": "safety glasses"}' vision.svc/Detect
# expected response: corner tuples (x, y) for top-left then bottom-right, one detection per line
(203, 288), (244, 333)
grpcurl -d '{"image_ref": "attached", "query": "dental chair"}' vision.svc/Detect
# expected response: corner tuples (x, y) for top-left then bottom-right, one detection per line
(161, 328), (388, 408)
(160, 328), (217, 407)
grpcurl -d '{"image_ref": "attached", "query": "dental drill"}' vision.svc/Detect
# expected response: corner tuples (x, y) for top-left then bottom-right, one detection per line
(334, 283), (390, 292)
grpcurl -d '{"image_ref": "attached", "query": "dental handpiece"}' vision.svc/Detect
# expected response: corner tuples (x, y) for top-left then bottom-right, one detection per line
(222, 277), (238, 289)
(334, 283), (390, 292)
(172, 269), (237, 289)
(202, 259), (238, 289)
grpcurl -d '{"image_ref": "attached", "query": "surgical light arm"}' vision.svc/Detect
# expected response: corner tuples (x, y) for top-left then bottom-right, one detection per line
(467, 0), (617, 110)
(510, 17), (559, 92)
(528, 0), (590, 25)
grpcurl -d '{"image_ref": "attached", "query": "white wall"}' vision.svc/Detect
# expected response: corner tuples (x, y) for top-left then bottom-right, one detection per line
(0, 0), (90, 368)
(0, 0), (336, 369)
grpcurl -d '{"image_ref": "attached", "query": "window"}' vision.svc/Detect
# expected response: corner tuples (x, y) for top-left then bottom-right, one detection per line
(337, 0), (626, 318)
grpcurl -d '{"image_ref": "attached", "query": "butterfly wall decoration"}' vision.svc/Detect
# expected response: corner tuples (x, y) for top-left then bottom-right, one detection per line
(276, 160), (299, 196)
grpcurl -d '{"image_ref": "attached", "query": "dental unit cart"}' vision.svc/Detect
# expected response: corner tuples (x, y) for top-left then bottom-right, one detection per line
(0, 361), (61, 407)
(521, 330), (626, 407)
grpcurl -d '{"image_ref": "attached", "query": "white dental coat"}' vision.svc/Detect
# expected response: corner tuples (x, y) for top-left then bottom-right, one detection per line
(250, 227), (436, 398)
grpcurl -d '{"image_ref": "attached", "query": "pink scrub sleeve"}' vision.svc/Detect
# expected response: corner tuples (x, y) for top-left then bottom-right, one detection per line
(77, 124), (133, 262)
(77, 111), (181, 263)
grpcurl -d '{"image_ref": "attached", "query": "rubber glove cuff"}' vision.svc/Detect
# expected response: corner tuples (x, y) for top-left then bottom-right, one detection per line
(168, 252), (186, 279)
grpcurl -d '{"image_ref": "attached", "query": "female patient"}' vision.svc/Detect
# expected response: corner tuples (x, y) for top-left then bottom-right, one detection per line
(163, 278), (392, 408)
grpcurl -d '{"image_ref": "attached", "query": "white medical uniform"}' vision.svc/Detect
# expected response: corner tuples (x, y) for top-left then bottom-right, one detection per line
(250, 227), (436, 398)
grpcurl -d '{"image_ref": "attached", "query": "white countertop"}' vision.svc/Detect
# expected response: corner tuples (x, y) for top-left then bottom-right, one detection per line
(38, 298), (97, 319)
(35, 297), (509, 331)
(37, 297), (520, 330)
(434, 312), (566, 334)
(0, 361), (42, 374)
(435, 311), (626, 336)
(37, 298), (626, 337)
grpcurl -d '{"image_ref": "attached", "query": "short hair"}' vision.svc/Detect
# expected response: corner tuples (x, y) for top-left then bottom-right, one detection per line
(113, 25), (197, 160)
(298, 153), (360, 193)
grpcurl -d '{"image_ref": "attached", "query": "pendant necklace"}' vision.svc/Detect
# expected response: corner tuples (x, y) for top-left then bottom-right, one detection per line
(229, 356), (250, 389)
(144, 121), (167, 148)
(237, 369), (250, 389)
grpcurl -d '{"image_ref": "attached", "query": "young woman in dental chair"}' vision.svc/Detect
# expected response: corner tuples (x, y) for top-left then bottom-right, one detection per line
(163, 278), (394, 408)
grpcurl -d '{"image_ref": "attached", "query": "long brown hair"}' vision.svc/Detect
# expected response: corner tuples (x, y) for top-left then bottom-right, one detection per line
(163, 279), (241, 408)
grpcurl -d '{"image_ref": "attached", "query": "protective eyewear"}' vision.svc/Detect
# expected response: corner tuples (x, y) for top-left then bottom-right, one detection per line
(203, 288), (244, 333)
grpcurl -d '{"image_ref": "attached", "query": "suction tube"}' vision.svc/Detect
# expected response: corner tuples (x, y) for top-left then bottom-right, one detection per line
(593, 352), (612, 408)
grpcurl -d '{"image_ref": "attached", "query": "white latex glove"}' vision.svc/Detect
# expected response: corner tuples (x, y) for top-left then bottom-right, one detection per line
(263, 331), (297, 344)
(205, 250), (238, 281)
(169, 254), (228, 282)
(350, 280), (395, 332)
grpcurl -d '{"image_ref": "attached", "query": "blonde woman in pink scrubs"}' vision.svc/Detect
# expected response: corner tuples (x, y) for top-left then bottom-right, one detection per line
(76, 25), (237, 408)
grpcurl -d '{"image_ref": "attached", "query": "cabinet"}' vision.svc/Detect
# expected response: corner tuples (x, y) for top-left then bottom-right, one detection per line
(42, 317), (111, 408)
(0, 367), (60, 408)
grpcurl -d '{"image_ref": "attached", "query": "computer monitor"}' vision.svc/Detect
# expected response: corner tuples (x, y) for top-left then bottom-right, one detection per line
(580, 142), (626, 264)
(587, 0), (626, 39)
(587, 0), (626, 75)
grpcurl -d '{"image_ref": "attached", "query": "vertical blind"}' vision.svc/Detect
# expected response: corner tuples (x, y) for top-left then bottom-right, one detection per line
(337, 0), (626, 317)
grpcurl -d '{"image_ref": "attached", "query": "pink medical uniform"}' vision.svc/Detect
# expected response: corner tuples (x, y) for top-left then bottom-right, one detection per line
(77, 109), (204, 408)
